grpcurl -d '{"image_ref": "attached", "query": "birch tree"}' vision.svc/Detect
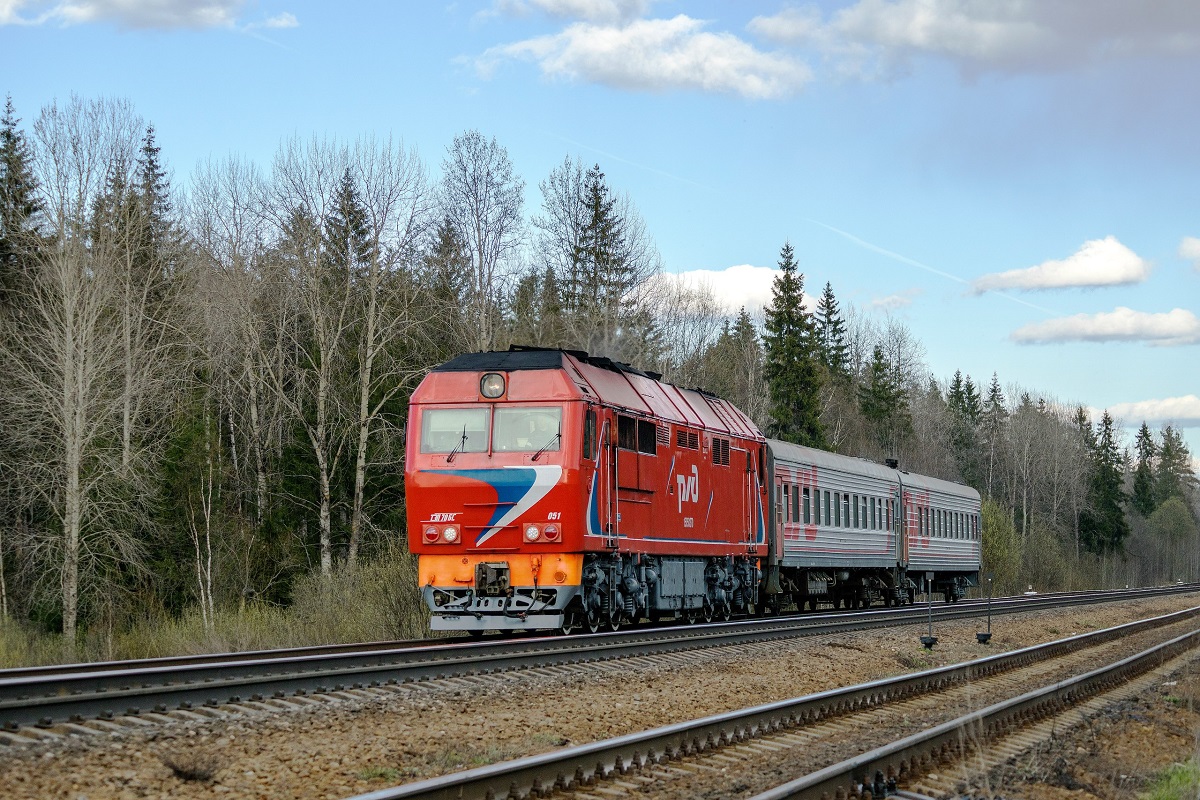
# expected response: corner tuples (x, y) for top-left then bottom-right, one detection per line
(439, 130), (523, 352)
(0, 96), (145, 642)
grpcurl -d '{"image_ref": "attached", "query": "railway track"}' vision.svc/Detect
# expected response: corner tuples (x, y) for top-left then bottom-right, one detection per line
(1, 584), (1193, 741)
(346, 603), (1200, 800)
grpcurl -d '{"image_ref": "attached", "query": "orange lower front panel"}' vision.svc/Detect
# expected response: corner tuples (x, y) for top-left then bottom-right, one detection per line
(418, 553), (584, 632)
(418, 552), (583, 589)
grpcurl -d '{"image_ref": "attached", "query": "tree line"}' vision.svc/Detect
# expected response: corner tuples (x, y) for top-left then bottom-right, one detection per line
(0, 94), (1196, 652)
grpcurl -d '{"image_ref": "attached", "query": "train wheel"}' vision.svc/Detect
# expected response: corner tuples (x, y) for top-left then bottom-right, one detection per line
(720, 603), (732, 622)
(586, 610), (603, 634)
(608, 613), (622, 632)
(559, 610), (579, 636)
(702, 602), (715, 623)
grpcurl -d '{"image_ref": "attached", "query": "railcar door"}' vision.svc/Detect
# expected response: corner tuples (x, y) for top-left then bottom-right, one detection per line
(894, 485), (908, 566)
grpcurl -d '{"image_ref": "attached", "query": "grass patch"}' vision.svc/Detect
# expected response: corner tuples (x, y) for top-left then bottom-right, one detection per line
(1141, 761), (1200, 800)
(357, 765), (404, 782)
(0, 545), (433, 667)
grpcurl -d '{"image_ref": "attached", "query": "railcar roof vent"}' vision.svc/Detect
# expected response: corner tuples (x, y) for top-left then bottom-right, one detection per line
(885, 458), (899, 469)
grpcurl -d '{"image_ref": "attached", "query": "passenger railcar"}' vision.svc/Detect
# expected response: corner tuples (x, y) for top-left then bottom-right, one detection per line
(405, 347), (981, 634)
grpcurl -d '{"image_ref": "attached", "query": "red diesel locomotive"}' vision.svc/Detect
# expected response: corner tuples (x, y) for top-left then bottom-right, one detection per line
(405, 347), (981, 634)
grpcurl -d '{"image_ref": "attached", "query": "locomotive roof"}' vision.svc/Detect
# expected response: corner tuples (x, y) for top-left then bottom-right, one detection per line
(432, 346), (761, 439)
(769, 437), (980, 502)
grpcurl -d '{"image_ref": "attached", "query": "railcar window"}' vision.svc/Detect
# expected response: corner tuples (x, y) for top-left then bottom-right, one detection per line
(782, 484), (790, 522)
(803, 487), (811, 524)
(851, 494), (859, 528)
(421, 407), (490, 453)
(843, 494), (851, 529)
(637, 419), (657, 455)
(493, 407), (563, 452)
(792, 485), (801, 523)
(618, 415), (637, 450)
(833, 492), (841, 527)
(861, 496), (868, 529)
(870, 498), (876, 530)
(824, 491), (831, 525)
(583, 409), (596, 460)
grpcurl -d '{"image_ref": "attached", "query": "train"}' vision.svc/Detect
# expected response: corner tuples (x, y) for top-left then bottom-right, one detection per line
(405, 346), (981, 634)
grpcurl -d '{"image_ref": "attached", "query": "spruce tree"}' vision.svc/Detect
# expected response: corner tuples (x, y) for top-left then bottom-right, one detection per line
(814, 281), (849, 379)
(0, 95), (41, 308)
(1079, 411), (1130, 553)
(763, 242), (826, 448)
(981, 373), (1007, 499)
(1155, 425), (1197, 507)
(857, 345), (911, 455)
(324, 168), (372, 282)
(1131, 422), (1157, 516)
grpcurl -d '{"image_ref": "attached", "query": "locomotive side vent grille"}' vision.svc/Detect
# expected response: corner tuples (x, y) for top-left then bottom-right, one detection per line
(676, 429), (700, 450)
(657, 424), (670, 447)
(712, 437), (731, 466)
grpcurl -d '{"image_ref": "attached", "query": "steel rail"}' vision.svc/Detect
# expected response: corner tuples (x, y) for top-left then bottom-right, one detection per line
(750, 626), (1200, 799)
(343, 604), (1200, 800)
(2, 584), (1194, 731)
(0, 584), (1183, 682)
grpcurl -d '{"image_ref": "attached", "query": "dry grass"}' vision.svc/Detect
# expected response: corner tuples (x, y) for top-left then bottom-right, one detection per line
(0, 546), (432, 667)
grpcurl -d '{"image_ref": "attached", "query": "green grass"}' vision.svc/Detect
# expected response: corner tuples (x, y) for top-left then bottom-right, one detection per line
(1142, 761), (1200, 800)
(356, 766), (404, 782)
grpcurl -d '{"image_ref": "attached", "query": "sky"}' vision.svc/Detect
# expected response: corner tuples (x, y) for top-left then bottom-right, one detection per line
(3, 0), (1199, 459)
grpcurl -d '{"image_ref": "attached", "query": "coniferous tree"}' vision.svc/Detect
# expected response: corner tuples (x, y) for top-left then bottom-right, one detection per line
(814, 281), (849, 379)
(858, 345), (910, 455)
(1079, 411), (1130, 553)
(704, 307), (768, 428)
(0, 95), (41, 308)
(763, 242), (825, 448)
(981, 373), (1007, 500)
(1132, 422), (1157, 517)
(1155, 425), (1197, 508)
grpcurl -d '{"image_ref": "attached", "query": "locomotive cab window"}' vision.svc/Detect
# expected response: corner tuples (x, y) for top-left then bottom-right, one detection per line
(493, 406), (562, 452)
(420, 407), (490, 453)
(583, 409), (597, 460)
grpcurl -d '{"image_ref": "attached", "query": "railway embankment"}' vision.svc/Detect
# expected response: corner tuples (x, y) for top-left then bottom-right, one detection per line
(2, 592), (1198, 799)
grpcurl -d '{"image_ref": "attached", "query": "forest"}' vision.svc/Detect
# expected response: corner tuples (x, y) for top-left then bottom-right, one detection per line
(0, 94), (1196, 664)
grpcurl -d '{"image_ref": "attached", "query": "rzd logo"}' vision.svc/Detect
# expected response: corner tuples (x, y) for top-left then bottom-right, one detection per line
(677, 465), (699, 512)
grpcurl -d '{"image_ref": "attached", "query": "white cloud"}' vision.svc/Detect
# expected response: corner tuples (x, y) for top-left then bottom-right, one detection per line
(749, 0), (1200, 76)
(664, 264), (781, 313)
(1103, 395), (1200, 428)
(492, 0), (650, 24)
(1012, 307), (1200, 346)
(972, 236), (1149, 293)
(479, 14), (812, 99)
(1180, 236), (1200, 271)
(1, 0), (296, 29)
(870, 289), (920, 310)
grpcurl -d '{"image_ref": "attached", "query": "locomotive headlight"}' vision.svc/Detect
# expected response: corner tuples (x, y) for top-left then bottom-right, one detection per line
(441, 526), (459, 543)
(480, 372), (505, 399)
(543, 524), (560, 542)
(524, 524), (540, 542)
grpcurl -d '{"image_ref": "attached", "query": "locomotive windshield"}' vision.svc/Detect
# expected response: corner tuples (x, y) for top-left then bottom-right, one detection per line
(418, 405), (563, 454)
(420, 407), (489, 453)
(493, 407), (562, 452)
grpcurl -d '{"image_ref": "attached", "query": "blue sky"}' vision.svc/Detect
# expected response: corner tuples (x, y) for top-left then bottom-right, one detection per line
(4, 0), (1199, 459)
